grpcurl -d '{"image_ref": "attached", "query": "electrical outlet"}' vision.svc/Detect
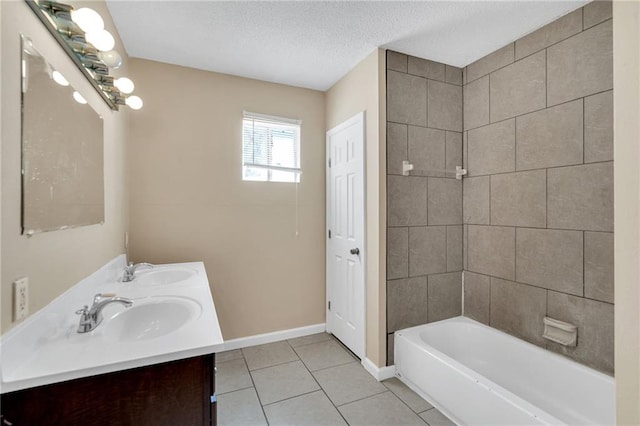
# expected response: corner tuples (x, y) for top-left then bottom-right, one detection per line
(13, 277), (29, 321)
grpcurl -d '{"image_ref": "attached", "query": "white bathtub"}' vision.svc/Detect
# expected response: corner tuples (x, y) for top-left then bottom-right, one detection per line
(394, 316), (614, 425)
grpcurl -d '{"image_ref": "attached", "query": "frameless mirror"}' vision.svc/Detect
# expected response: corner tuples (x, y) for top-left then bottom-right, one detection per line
(21, 35), (104, 235)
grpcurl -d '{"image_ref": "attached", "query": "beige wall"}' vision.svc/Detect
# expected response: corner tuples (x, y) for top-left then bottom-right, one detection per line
(325, 49), (387, 367)
(614, 1), (640, 423)
(1, 0), (129, 333)
(127, 59), (326, 340)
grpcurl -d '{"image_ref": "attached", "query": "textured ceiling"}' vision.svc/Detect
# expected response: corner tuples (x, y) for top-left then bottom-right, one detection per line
(106, 1), (588, 91)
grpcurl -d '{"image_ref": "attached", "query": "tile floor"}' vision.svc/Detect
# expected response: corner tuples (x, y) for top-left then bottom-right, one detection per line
(216, 333), (455, 426)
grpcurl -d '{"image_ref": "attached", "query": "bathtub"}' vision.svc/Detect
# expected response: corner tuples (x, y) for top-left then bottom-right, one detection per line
(394, 316), (614, 425)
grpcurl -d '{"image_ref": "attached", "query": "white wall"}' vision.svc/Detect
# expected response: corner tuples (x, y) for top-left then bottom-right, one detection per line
(1, 0), (129, 333)
(325, 49), (387, 367)
(613, 1), (640, 423)
(127, 59), (326, 340)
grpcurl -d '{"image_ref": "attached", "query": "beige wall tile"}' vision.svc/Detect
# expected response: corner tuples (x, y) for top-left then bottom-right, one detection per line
(490, 278), (547, 346)
(467, 225), (515, 280)
(428, 178), (462, 225)
(387, 277), (429, 332)
(547, 162), (614, 232)
(445, 65), (463, 86)
(583, 0), (612, 29)
(408, 56), (445, 81)
(408, 126), (445, 177)
(445, 131), (462, 175)
(387, 50), (408, 73)
(547, 20), (613, 106)
(490, 170), (546, 228)
(547, 291), (614, 375)
(490, 51), (546, 122)
(585, 231), (614, 303)
(585, 90), (613, 163)
(446, 225), (463, 272)
(515, 228), (584, 296)
(387, 176), (428, 227)
(464, 272), (490, 324)
(387, 123), (407, 175)
(428, 80), (462, 131)
(387, 227), (409, 280)
(428, 272), (462, 322)
(515, 9), (583, 60)
(463, 76), (489, 130)
(467, 119), (516, 176)
(463, 176), (490, 225)
(515, 99), (583, 170)
(387, 70), (427, 126)
(462, 225), (468, 270)
(409, 226), (447, 276)
(466, 43), (514, 83)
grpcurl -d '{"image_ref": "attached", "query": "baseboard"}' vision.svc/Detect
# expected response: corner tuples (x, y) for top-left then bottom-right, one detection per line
(220, 323), (326, 352)
(362, 357), (396, 381)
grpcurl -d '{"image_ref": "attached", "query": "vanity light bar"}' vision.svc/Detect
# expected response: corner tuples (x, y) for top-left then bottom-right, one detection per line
(27, 0), (143, 111)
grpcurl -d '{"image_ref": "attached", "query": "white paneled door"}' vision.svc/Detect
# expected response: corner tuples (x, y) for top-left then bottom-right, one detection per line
(326, 112), (365, 360)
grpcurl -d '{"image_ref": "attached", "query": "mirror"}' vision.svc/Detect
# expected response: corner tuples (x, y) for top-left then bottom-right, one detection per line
(21, 35), (104, 235)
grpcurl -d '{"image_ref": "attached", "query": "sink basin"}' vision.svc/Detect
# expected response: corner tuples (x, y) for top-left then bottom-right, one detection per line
(105, 297), (201, 342)
(133, 267), (197, 286)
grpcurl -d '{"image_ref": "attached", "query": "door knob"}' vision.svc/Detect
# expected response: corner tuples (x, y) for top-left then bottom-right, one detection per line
(350, 248), (360, 255)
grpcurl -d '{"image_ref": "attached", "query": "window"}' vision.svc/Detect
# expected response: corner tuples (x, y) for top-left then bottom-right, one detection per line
(242, 111), (301, 183)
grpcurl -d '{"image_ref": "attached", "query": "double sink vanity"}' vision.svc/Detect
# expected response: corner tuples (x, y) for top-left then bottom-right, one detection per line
(0, 255), (224, 425)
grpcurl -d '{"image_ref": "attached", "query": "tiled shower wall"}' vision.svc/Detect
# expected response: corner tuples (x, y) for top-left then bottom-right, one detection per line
(462, 2), (614, 374)
(385, 52), (464, 365)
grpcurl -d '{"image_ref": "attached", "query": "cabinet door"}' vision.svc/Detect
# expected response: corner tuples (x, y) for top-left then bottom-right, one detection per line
(1, 354), (216, 426)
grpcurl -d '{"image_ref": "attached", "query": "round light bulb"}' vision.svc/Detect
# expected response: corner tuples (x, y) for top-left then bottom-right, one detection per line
(70, 8), (104, 33)
(114, 77), (135, 94)
(73, 91), (87, 104)
(85, 29), (115, 51)
(52, 70), (69, 86)
(97, 50), (122, 69)
(125, 95), (143, 110)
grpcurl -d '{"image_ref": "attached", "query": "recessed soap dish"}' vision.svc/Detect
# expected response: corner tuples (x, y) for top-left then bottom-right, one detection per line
(543, 317), (577, 347)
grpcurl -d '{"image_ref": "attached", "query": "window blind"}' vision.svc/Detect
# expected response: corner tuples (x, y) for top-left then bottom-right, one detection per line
(242, 111), (301, 182)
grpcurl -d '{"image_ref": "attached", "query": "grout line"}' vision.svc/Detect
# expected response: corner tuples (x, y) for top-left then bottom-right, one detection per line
(335, 390), (390, 408)
(545, 48), (548, 108)
(247, 358), (301, 373)
(242, 352), (270, 423)
(216, 385), (255, 397)
(450, 88), (613, 134)
(583, 230), (586, 297)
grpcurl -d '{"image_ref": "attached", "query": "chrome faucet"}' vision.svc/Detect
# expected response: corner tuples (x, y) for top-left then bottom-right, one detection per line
(122, 262), (153, 282)
(75, 293), (133, 333)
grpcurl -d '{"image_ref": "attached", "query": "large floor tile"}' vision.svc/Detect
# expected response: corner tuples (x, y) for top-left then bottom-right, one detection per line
(217, 387), (267, 426)
(294, 340), (356, 372)
(216, 349), (244, 363)
(242, 341), (299, 371)
(313, 362), (386, 406)
(288, 332), (334, 348)
(419, 408), (455, 426)
(338, 392), (426, 426)
(251, 361), (320, 405)
(263, 390), (347, 426)
(382, 377), (433, 413)
(216, 358), (253, 395)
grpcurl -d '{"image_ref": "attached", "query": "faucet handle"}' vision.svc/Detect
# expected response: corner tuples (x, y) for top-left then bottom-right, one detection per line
(92, 293), (116, 304)
(75, 305), (89, 315)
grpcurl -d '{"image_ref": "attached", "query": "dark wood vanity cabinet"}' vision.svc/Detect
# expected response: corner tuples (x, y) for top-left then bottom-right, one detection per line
(1, 353), (216, 426)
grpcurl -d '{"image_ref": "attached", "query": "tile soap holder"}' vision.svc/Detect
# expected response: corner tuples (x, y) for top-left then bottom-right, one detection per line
(543, 317), (577, 347)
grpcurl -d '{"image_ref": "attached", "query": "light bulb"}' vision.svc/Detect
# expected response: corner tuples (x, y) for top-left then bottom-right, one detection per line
(70, 8), (104, 33)
(52, 70), (69, 86)
(125, 95), (143, 110)
(73, 91), (87, 104)
(114, 77), (134, 94)
(85, 29), (115, 52)
(97, 50), (122, 69)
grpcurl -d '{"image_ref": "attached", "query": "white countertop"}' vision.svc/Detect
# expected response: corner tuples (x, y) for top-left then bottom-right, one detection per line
(0, 255), (224, 394)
